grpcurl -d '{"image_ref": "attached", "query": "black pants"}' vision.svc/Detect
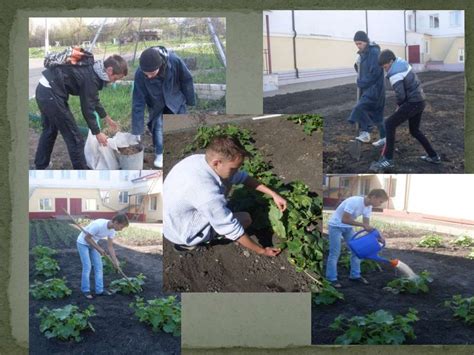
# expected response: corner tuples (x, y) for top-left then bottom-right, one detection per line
(383, 101), (437, 160)
(34, 84), (88, 169)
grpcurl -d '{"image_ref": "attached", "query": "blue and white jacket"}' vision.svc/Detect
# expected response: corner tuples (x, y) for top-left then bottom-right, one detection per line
(386, 57), (425, 105)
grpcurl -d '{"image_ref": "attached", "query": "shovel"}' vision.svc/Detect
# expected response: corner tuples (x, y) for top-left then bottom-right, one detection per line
(348, 86), (362, 161)
(62, 209), (138, 292)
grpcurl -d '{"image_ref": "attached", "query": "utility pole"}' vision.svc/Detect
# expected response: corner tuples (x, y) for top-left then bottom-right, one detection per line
(89, 18), (107, 52)
(132, 17), (144, 66)
(207, 18), (226, 68)
(44, 18), (49, 55)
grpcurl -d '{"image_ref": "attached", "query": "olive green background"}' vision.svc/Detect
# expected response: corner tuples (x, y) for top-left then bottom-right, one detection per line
(1, 1), (472, 354)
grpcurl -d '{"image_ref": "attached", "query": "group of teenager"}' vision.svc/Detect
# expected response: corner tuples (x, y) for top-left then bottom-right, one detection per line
(348, 30), (441, 172)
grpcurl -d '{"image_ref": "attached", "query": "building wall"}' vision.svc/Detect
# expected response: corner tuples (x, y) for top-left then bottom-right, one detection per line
(414, 10), (464, 37)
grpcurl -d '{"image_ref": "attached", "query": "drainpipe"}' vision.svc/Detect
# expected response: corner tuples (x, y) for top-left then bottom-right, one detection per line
(265, 14), (272, 74)
(365, 10), (368, 35)
(404, 10), (408, 60)
(403, 175), (410, 212)
(291, 10), (299, 79)
(414, 10), (417, 32)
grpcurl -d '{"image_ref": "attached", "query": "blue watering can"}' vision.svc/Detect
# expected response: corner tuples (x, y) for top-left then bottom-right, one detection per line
(347, 229), (395, 265)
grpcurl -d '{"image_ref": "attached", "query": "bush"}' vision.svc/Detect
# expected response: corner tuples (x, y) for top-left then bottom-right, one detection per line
(418, 234), (444, 248)
(37, 305), (95, 342)
(30, 278), (72, 300)
(445, 295), (474, 325)
(383, 271), (433, 294)
(330, 308), (419, 345)
(130, 296), (181, 336)
(35, 256), (60, 278)
(109, 273), (146, 294)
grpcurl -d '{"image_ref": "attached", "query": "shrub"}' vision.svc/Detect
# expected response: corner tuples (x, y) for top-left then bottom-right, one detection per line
(30, 278), (72, 300)
(330, 308), (419, 345)
(37, 305), (95, 342)
(445, 295), (474, 325)
(130, 296), (181, 336)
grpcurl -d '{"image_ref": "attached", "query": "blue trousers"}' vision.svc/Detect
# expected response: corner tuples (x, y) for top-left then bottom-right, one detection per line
(325, 225), (361, 281)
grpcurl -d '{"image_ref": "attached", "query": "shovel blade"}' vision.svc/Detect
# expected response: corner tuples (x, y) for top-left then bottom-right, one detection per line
(348, 139), (362, 161)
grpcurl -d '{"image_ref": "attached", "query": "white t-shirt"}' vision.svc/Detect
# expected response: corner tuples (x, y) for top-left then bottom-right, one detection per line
(77, 219), (116, 245)
(328, 196), (372, 228)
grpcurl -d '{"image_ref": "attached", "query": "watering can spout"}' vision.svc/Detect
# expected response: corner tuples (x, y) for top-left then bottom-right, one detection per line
(366, 254), (392, 264)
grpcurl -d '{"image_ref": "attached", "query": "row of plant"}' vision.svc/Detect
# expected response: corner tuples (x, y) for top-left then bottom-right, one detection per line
(418, 234), (474, 250)
(182, 123), (324, 285)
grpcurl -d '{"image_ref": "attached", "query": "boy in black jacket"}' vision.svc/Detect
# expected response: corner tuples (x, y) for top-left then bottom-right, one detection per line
(34, 54), (128, 169)
(370, 50), (440, 172)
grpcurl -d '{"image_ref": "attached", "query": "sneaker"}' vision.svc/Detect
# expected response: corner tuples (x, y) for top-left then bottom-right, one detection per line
(420, 154), (441, 164)
(329, 281), (342, 289)
(349, 276), (369, 285)
(369, 157), (395, 172)
(174, 244), (198, 252)
(154, 154), (163, 168)
(355, 131), (371, 143)
(372, 138), (386, 147)
(96, 289), (113, 296)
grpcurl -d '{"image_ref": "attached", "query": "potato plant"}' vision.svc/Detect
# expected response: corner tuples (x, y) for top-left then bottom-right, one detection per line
(330, 308), (419, 345)
(129, 296), (181, 336)
(32, 245), (57, 259)
(445, 295), (474, 325)
(287, 114), (323, 136)
(383, 271), (433, 294)
(109, 273), (146, 294)
(417, 234), (444, 248)
(312, 280), (344, 306)
(35, 256), (60, 278)
(30, 278), (72, 300)
(37, 304), (96, 342)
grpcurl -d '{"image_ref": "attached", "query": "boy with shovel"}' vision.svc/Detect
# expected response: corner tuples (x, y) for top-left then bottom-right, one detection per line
(76, 214), (129, 299)
(326, 189), (388, 288)
(369, 50), (440, 172)
(163, 135), (287, 256)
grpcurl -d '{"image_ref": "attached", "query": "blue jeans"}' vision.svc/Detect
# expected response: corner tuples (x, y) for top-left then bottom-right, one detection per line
(77, 242), (104, 294)
(147, 114), (164, 155)
(326, 225), (361, 281)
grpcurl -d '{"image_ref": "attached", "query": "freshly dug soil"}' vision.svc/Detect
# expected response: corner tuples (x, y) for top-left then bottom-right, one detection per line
(163, 116), (323, 292)
(312, 229), (474, 345)
(29, 225), (179, 354)
(118, 144), (143, 155)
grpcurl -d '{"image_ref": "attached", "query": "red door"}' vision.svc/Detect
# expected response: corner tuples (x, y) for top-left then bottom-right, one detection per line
(408, 45), (420, 64)
(55, 198), (67, 216)
(70, 198), (82, 215)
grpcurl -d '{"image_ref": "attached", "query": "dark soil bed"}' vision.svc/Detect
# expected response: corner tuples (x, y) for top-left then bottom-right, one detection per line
(163, 116), (322, 292)
(312, 229), (474, 345)
(118, 144), (144, 155)
(29, 223), (179, 354)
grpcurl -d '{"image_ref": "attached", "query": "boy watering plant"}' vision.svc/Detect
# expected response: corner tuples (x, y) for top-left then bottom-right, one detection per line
(326, 189), (388, 288)
(370, 49), (440, 172)
(76, 214), (129, 299)
(132, 46), (195, 168)
(163, 135), (286, 256)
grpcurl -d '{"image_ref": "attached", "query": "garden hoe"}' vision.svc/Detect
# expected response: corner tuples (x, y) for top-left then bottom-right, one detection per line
(348, 87), (362, 161)
(62, 209), (138, 292)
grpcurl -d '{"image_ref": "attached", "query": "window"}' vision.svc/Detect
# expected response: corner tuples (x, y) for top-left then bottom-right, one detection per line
(136, 195), (145, 205)
(120, 171), (129, 181)
(149, 196), (158, 211)
(39, 198), (53, 211)
(450, 11), (461, 27)
(458, 48), (464, 63)
(429, 14), (439, 28)
(407, 14), (414, 31)
(85, 199), (99, 211)
(340, 177), (350, 188)
(361, 179), (371, 196)
(101, 191), (110, 204)
(99, 170), (110, 180)
(119, 191), (129, 204)
(77, 171), (86, 180)
(61, 170), (70, 179)
(424, 40), (430, 54)
(384, 178), (397, 197)
(44, 170), (54, 179)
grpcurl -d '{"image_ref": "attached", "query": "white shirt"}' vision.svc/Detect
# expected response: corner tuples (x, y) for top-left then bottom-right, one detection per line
(328, 196), (372, 228)
(163, 154), (249, 246)
(77, 219), (116, 245)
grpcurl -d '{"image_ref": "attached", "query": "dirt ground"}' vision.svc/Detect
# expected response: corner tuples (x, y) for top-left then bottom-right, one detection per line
(264, 72), (464, 173)
(29, 222), (180, 354)
(312, 229), (474, 345)
(29, 128), (157, 170)
(163, 115), (322, 292)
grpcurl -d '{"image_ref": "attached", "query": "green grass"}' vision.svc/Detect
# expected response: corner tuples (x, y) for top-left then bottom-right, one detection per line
(115, 226), (162, 246)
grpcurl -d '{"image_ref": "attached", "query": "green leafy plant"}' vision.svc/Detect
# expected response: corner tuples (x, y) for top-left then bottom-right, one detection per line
(383, 271), (433, 294)
(418, 234), (444, 248)
(32, 245), (57, 258)
(445, 295), (474, 325)
(30, 278), (72, 300)
(102, 256), (127, 275)
(450, 235), (474, 248)
(130, 296), (181, 336)
(312, 280), (344, 306)
(338, 252), (382, 273)
(36, 304), (96, 342)
(109, 273), (146, 294)
(35, 256), (60, 277)
(330, 308), (419, 345)
(287, 114), (323, 135)
(468, 248), (474, 260)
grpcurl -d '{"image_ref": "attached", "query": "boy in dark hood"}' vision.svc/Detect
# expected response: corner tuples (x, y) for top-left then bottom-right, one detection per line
(369, 49), (440, 172)
(348, 31), (386, 147)
(131, 46), (196, 168)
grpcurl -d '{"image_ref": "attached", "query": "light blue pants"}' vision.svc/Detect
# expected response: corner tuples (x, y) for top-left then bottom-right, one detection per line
(325, 225), (361, 281)
(77, 242), (104, 294)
